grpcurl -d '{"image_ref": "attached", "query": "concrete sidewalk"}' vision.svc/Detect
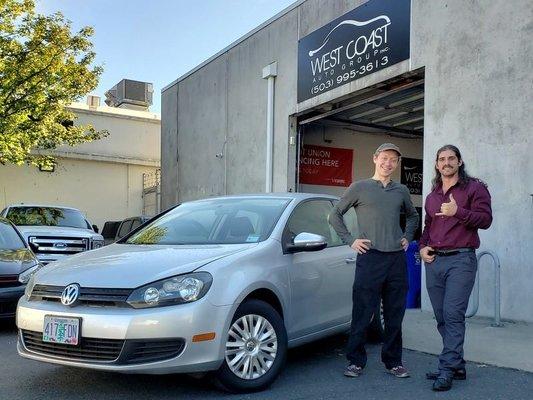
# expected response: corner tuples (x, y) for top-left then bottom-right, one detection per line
(402, 309), (533, 373)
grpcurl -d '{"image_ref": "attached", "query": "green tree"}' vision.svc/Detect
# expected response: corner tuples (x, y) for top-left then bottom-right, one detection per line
(0, 0), (107, 167)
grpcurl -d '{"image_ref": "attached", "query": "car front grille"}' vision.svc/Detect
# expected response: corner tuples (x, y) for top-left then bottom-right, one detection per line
(0, 275), (21, 288)
(121, 339), (186, 364)
(28, 236), (89, 255)
(21, 330), (186, 365)
(21, 330), (124, 361)
(30, 285), (132, 307)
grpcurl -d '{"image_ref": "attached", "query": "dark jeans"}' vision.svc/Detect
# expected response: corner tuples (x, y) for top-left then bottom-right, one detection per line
(426, 252), (477, 378)
(346, 249), (408, 369)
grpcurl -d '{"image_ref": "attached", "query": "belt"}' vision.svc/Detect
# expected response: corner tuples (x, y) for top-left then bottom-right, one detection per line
(432, 248), (475, 257)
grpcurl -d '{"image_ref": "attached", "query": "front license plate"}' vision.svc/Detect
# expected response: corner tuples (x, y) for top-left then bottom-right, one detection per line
(43, 316), (80, 345)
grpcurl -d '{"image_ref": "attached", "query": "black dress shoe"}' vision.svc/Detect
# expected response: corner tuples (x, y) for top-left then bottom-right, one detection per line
(432, 377), (453, 391)
(426, 369), (466, 380)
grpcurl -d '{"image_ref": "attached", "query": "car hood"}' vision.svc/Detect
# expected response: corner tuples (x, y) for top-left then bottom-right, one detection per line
(16, 225), (102, 239)
(0, 249), (39, 275)
(35, 243), (257, 288)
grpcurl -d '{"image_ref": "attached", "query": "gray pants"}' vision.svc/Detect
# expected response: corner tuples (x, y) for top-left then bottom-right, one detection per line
(425, 252), (477, 378)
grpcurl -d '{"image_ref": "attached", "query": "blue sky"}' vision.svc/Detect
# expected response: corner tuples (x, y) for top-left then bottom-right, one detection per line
(37, 0), (296, 112)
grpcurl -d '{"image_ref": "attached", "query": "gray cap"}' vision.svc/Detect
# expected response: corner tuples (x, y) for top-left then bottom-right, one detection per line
(374, 143), (402, 157)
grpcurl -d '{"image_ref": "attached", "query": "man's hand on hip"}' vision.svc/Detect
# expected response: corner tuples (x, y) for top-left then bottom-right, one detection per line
(351, 239), (371, 254)
(401, 238), (409, 251)
(419, 246), (435, 263)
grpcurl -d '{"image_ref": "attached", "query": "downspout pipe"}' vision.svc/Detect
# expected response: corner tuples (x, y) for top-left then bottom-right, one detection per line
(262, 62), (278, 193)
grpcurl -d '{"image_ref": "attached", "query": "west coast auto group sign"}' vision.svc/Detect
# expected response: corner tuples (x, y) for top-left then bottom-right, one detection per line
(297, 0), (410, 102)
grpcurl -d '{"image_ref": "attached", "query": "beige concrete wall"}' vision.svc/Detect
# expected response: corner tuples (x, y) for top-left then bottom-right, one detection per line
(0, 158), (157, 229)
(300, 125), (423, 206)
(54, 103), (161, 167)
(1, 104), (161, 229)
(411, 0), (533, 321)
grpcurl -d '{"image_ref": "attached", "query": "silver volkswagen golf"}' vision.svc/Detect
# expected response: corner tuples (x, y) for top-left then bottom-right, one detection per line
(17, 193), (381, 392)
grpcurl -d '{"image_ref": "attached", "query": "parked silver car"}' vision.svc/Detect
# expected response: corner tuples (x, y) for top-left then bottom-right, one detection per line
(17, 194), (379, 392)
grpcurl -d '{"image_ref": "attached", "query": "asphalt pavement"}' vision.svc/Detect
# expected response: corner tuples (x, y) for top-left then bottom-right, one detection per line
(1, 321), (532, 400)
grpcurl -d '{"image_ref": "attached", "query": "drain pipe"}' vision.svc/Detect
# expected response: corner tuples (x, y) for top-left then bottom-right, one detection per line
(262, 62), (277, 193)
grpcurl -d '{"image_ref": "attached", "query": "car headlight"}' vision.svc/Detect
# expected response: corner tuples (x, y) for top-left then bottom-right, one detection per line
(92, 239), (104, 249)
(126, 272), (213, 309)
(19, 264), (42, 284)
(24, 273), (37, 299)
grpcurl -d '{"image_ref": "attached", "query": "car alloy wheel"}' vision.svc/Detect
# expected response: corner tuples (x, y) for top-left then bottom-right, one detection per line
(225, 314), (278, 380)
(216, 299), (287, 393)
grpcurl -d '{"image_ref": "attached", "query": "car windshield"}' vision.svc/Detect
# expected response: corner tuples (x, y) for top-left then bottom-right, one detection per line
(6, 207), (89, 229)
(0, 220), (26, 250)
(125, 197), (291, 245)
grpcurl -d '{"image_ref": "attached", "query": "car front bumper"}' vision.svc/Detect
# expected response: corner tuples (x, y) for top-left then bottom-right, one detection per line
(16, 296), (233, 374)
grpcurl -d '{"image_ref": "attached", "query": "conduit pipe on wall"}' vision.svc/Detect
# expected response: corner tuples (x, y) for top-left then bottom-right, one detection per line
(262, 62), (277, 193)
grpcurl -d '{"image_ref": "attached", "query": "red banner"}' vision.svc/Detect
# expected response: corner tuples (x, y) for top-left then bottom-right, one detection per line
(299, 144), (353, 187)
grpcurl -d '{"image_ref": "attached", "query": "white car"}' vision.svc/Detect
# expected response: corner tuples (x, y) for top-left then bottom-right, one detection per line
(1, 204), (104, 264)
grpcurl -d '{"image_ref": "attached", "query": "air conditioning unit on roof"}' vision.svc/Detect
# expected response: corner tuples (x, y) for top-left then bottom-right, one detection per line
(104, 79), (153, 110)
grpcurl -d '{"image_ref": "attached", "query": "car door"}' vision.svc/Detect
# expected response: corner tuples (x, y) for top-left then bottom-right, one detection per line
(283, 199), (356, 339)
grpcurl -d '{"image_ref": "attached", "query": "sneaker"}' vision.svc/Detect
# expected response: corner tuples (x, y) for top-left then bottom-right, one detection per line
(426, 368), (466, 381)
(387, 365), (410, 378)
(344, 364), (363, 377)
(432, 377), (453, 391)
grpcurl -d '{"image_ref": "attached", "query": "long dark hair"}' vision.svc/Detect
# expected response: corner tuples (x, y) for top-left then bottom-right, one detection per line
(432, 144), (473, 189)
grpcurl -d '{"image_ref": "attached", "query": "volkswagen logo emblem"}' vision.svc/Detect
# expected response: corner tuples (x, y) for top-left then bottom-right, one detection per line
(61, 283), (80, 306)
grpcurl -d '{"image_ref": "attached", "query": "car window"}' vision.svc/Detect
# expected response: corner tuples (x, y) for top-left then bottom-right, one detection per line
(329, 203), (359, 245)
(125, 198), (290, 245)
(117, 220), (133, 238)
(285, 200), (338, 247)
(6, 206), (88, 229)
(0, 220), (26, 250)
(101, 221), (121, 239)
(130, 218), (143, 231)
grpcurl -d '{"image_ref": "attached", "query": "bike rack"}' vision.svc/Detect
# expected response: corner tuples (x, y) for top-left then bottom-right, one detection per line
(466, 250), (503, 327)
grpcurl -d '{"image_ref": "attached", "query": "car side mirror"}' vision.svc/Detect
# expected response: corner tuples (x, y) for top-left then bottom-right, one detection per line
(286, 232), (328, 253)
(28, 242), (39, 253)
(92, 224), (99, 233)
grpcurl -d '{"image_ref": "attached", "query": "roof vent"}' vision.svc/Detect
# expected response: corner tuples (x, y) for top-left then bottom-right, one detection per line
(104, 79), (153, 111)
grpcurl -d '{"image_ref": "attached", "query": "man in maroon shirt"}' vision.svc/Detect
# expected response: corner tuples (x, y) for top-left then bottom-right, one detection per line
(419, 145), (492, 392)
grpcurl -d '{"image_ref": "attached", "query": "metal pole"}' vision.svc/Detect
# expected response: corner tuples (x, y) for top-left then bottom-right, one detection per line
(262, 62), (277, 193)
(265, 76), (274, 192)
(466, 269), (480, 318)
(465, 250), (503, 327)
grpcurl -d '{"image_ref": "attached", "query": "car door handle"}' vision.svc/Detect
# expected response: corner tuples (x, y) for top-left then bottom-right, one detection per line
(345, 257), (357, 264)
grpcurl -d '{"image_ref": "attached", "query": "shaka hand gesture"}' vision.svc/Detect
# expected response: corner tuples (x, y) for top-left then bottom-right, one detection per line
(436, 193), (458, 217)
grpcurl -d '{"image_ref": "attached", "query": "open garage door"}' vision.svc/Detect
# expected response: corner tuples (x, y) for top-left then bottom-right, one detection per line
(294, 69), (425, 239)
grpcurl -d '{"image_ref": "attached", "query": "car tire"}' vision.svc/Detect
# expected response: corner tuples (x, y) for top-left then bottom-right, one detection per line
(367, 299), (384, 343)
(215, 299), (287, 393)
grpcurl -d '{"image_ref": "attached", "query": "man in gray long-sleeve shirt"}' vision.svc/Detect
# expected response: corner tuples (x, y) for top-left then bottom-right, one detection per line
(329, 143), (418, 379)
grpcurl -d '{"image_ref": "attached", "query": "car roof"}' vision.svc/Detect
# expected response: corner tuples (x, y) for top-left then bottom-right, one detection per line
(186, 192), (340, 203)
(5, 204), (81, 211)
(122, 215), (150, 222)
